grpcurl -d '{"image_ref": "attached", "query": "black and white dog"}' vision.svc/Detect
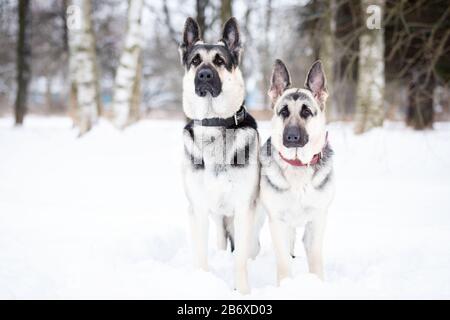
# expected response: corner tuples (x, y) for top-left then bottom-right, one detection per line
(179, 17), (261, 294)
(260, 60), (335, 284)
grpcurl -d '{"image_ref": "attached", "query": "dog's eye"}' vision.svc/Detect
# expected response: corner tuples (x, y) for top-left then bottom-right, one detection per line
(214, 55), (225, 66)
(300, 105), (312, 118)
(192, 55), (201, 66)
(279, 105), (290, 118)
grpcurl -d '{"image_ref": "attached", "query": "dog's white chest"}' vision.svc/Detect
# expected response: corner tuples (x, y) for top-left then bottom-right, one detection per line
(281, 167), (316, 224)
(204, 170), (233, 213)
(183, 125), (259, 217)
(262, 163), (332, 226)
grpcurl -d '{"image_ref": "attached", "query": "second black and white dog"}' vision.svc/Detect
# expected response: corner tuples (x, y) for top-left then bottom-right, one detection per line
(260, 59), (335, 284)
(179, 17), (261, 294)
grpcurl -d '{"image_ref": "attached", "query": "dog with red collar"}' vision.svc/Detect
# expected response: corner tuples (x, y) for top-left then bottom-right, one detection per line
(260, 59), (335, 285)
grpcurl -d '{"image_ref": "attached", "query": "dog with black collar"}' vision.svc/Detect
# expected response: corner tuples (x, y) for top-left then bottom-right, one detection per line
(260, 59), (335, 285)
(179, 17), (262, 294)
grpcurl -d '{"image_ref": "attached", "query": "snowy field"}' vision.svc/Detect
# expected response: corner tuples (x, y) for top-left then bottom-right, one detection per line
(0, 116), (449, 299)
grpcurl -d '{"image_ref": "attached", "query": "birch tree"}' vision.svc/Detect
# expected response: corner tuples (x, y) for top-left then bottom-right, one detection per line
(15, 0), (31, 125)
(354, 0), (385, 134)
(68, 0), (101, 135)
(112, 0), (144, 129)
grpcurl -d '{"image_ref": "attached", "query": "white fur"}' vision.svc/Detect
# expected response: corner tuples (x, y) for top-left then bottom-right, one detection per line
(182, 68), (245, 120)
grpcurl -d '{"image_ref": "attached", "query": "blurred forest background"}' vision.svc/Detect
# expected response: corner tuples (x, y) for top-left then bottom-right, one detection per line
(0, 0), (449, 135)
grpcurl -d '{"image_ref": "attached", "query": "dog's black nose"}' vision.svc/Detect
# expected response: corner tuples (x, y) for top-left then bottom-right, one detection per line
(197, 68), (213, 81)
(195, 66), (222, 97)
(283, 126), (309, 148)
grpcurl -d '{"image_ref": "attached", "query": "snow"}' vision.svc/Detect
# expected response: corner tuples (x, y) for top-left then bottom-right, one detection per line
(0, 116), (449, 299)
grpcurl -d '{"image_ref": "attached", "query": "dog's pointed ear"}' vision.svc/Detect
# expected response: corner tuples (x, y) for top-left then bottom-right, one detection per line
(179, 17), (201, 65)
(222, 17), (242, 65)
(268, 59), (291, 105)
(305, 60), (328, 109)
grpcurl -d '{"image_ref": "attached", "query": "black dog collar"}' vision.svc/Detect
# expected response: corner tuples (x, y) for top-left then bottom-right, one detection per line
(193, 104), (247, 128)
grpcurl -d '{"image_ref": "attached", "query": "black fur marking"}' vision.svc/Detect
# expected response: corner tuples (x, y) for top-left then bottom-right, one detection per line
(184, 148), (205, 170)
(261, 139), (288, 192)
(265, 137), (273, 157)
(286, 92), (311, 102)
(316, 169), (332, 190)
(186, 44), (236, 71)
(223, 216), (235, 252)
(218, 41), (240, 67)
(278, 105), (290, 119)
(231, 141), (250, 168)
(300, 105), (313, 119)
(264, 175), (287, 193)
(313, 143), (334, 174)
(183, 121), (205, 170)
(228, 232), (235, 252)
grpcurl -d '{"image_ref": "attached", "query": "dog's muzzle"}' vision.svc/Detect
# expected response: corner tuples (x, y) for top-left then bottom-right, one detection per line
(283, 125), (309, 148)
(195, 66), (222, 98)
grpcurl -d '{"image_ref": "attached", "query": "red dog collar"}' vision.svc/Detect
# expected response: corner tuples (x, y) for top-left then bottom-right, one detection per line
(278, 132), (328, 167)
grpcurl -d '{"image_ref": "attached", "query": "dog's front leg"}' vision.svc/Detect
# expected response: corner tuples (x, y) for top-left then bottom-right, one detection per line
(189, 207), (209, 271)
(233, 208), (253, 294)
(303, 212), (327, 280)
(269, 216), (292, 285)
(213, 215), (227, 251)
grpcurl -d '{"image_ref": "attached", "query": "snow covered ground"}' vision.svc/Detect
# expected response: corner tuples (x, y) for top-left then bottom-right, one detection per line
(0, 116), (449, 299)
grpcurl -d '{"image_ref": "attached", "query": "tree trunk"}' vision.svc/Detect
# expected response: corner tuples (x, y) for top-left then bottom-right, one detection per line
(406, 72), (435, 129)
(220, 0), (233, 25)
(68, 0), (101, 135)
(129, 56), (142, 124)
(46, 75), (52, 112)
(320, 0), (335, 119)
(62, 0), (69, 53)
(15, 0), (31, 126)
(112, 0), (144, 129)
(68, 81), (79, 128)
(354, 0), (385, 134)
(196, 0), (208, 38)
(261, 0), (272, 109)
